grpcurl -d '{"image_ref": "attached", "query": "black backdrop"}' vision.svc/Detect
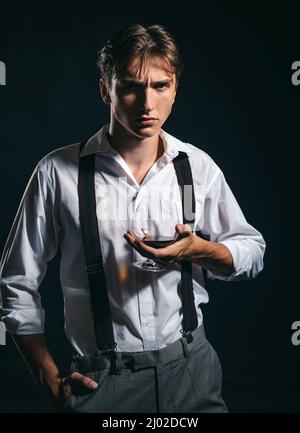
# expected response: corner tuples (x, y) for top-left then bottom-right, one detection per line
(0, 3), (299, 412)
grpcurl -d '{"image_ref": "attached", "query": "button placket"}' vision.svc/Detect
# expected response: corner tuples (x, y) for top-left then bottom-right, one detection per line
(129, 188), (158, 351)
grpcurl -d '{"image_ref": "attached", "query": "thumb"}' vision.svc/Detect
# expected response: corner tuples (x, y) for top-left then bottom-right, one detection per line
(175, 224), (193, 240)
(175, 224), (192, 234)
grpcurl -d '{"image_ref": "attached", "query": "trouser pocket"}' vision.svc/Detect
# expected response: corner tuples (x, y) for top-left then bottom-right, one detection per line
(63, 368), (112, 413)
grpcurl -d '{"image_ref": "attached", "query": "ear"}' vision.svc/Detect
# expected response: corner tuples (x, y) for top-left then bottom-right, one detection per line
(172, 91), (176, 104)
(99, 78), (111, 105)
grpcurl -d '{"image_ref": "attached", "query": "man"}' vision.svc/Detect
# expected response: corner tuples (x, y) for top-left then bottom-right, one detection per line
(0, 23), (265, 413)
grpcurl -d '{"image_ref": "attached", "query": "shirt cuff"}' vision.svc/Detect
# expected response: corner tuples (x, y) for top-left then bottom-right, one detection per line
(0, 308), (45, 335)
(207, 240), (253, 282)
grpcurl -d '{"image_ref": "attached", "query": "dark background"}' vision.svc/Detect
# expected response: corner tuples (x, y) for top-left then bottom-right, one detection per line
(0, 2), (299, 412)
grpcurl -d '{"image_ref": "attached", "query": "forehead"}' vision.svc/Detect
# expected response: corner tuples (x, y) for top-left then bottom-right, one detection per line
(121, 55), (175, 81)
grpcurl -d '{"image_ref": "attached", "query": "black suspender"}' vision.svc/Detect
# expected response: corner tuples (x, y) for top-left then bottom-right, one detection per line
(78, 142), (201, 353)
(173, 152), (198, 336)
(78, 141), (116, 353)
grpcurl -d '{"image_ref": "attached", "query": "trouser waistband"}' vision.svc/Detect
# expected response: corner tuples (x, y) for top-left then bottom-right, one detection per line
(71, 325), (206, 375)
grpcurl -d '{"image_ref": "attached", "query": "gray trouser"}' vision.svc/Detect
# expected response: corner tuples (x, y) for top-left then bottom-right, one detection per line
(63, 325), (228, 413)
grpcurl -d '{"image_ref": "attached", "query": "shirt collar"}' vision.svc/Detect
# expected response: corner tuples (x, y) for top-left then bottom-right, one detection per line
(79, 124), (179, 161)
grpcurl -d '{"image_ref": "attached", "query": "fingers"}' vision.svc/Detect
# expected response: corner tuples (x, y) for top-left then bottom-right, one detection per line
(124, 231), (157, 258)
(154, 257), (177, 266)
(67, 371), (98, 390)
(57, 371), (98, 409)
(123, 226), (193, 264)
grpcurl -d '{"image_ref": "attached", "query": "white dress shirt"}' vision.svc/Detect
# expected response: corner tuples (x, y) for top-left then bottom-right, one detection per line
(0, 125), (266, 355)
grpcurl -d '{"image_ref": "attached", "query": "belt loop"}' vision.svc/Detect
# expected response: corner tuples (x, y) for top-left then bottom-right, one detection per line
(111, 351), (122, 375)
(181, 336), (190, 358)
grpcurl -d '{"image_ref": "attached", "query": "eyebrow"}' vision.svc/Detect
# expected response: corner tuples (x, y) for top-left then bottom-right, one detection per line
(119, 78), (174, 86)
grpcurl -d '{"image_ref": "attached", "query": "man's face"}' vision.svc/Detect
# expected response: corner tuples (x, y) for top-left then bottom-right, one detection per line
(100, 55), (177, 140)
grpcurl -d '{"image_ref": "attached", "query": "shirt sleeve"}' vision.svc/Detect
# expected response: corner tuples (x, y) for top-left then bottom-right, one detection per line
(0, 162), (60, 334)
(201, 169), (266, 281)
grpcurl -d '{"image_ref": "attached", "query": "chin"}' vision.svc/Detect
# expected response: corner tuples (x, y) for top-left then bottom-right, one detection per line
(131, 125), (160, 139)
(137, 131), (158, 140)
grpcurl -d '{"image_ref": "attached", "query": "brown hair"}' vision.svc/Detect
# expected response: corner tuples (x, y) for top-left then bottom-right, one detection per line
(97, 23), (183, 88)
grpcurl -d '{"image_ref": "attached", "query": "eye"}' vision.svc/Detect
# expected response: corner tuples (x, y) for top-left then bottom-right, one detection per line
(155, 82), (170, 90)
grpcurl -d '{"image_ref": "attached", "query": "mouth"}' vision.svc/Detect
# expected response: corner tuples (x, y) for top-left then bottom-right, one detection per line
(134, 117), (158, 125)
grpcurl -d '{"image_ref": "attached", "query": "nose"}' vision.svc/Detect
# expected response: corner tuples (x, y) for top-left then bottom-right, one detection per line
(139, 87), (154, 113)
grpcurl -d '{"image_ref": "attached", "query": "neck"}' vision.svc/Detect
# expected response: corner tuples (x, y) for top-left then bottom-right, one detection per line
(107, 121), (164, 168)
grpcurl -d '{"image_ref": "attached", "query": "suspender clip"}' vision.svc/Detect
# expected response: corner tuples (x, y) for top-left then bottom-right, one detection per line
(103, 343), (122, 375)
(180, 329), (193, 344)
(104, 342), (117, 352)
